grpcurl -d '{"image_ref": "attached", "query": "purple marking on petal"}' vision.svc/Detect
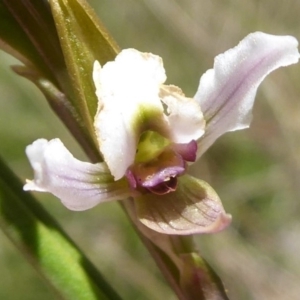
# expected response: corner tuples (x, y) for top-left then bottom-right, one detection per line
(147, 177), (178, 195)
(125, 140), (198, 194)
(141, 165), (185, 188)
(126, 148), (188, 195)
(171, 140), (198, 162)
(125, 169), (137, 189)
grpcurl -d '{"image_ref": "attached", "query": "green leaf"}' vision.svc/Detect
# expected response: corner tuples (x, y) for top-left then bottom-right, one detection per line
(0, 156), (122, 300)
(0, 0), (119, 160)
(49, 0), (119, 138)
(0, 0), (68, 85)
(0, 1), (42, 70)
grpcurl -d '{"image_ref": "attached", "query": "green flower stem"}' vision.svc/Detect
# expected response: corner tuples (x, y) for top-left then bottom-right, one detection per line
(0, 156), (123, 300)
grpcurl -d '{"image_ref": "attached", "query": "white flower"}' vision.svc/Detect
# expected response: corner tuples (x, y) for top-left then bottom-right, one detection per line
(24, 32), (299, 235)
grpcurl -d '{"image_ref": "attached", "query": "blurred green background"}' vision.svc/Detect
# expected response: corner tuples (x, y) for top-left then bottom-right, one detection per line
(1, 0), (300, 299)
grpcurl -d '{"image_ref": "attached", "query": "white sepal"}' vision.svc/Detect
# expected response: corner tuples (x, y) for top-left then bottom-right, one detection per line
(24, 139), (131, 211)
(195, 32), (300, 157)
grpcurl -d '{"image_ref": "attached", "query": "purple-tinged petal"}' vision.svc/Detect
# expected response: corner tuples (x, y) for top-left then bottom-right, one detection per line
(194, 32), (300, 157)
(141, 165), (184, 188)
(171, 140), (198, 162)
(135, 174), (232, 235)
(24, 139), (131, 211)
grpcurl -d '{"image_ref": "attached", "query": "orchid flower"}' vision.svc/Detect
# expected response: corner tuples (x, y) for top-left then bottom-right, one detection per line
(24, 32), (299, 235)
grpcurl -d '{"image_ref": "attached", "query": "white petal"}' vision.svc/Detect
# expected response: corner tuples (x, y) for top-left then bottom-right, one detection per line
(93, 49), (170, 180)
(160, 85), (205, 143)
(24, 139), (131, 211)
(194, 32), (299, 156)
